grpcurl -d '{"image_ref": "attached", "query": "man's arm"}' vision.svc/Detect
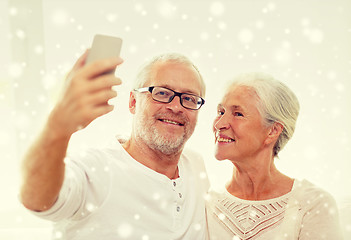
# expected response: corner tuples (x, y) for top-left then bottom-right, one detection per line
(20, 51), (123, 211)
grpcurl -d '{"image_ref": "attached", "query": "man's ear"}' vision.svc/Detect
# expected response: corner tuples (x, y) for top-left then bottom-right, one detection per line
(129, 91), (136, 114)
(265, 122), (283, 145)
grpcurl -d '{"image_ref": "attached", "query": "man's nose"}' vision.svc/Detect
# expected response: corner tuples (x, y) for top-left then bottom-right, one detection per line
(166, 95), (184, 112)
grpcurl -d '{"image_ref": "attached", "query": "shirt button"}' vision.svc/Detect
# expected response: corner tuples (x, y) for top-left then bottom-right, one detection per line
(173, 181), (176, 187)
(178, 193), (182, 198)
(176, 206), (180, 212)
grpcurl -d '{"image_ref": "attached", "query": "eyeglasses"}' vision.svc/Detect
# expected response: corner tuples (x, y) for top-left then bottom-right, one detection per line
(134, 86), (205, 110)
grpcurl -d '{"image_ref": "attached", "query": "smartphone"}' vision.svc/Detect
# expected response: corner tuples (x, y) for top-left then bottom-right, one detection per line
(86, 34), (123, 74)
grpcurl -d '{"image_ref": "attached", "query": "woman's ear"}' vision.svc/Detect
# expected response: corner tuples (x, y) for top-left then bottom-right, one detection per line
(265, 122), (284, 145)
(129, 91), (136, 114)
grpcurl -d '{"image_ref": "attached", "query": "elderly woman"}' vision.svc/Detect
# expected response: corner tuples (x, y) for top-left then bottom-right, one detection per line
(206, 73), (343, 240)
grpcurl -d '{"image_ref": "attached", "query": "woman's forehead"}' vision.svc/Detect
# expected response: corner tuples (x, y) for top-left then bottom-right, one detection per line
(220, 85), (260, 110)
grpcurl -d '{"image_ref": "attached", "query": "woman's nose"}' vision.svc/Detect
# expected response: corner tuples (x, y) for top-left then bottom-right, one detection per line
(213, 115), (230, 131)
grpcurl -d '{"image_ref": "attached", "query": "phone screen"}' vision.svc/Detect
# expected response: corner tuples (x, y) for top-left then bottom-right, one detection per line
(86, 34), (123, 65)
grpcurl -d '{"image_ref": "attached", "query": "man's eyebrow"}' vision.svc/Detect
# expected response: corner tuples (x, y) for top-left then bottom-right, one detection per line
(161, 84), (200, 95)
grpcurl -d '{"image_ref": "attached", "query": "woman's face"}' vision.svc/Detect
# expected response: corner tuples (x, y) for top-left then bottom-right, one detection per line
(213, 85), (271, 161)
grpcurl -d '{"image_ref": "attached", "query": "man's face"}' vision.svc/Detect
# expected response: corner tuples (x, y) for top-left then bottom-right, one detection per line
(132, 61), (203, 155)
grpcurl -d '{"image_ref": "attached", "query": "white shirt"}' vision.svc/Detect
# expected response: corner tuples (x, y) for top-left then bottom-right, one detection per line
(31, 138), (209, 240)
(206, 179), (343, 240)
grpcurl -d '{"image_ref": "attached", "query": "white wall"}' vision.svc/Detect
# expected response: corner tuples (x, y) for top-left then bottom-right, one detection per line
(1, 0), (350, 239)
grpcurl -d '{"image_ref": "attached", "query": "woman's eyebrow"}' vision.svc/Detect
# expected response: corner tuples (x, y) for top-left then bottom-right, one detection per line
(230, 105), (244, 111)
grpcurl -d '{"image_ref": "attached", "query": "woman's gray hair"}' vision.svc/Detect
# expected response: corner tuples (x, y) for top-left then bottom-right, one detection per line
(133, 53), (206, 97)
(230, 72), (300, 157)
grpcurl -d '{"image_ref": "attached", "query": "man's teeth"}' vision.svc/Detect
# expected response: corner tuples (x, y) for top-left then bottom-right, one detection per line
(217, 137), (234, 143)
(161, 119), (181, 125)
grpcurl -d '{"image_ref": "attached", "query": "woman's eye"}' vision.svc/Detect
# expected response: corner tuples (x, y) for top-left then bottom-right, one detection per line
(217, 110), (224, 116)
(234, 112), (243, 117)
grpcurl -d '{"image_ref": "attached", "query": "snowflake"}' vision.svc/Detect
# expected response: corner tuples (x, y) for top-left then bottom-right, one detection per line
(117, 223), (133, 238)
(218, 213), (225, 220)
(77, 25), (83, 31)
(9, 7), (18, 16)
(86, 203), (96, 212)
(54, 231), (63, 239)
(238, 29), (254, 43)
(8, 63), (23, 78)
(52, 9), (69, 26)
(134, 3), (144, 13)
(335, 83), (344, 92)
(200, 32), (209, 41)
(42, 73), (57, 90)
(106, 13), (118, 22)
(199, 171), (207, 179)
(153, 192), (160, 200)
(158, 1), (177, 18)
(16, 29), (26, 39)
(304, 28), (324, 43)
(129, 45), (138, 54)
(274, 47), (292, 64)
(142, 235), (149, 240)
(34, 45), (44, 55)
(301, 18), (310, 27)
(255, 20), (265, 29)
(194, 223), (202, 231)
(266, 2), (276, 12)
(210, 2), (225, 16)
(218, 21), (227, 31)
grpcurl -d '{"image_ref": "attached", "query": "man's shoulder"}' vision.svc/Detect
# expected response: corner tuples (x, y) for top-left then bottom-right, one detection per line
(181, 147), (206, 169)
(181, 147), (203, 160)
(181, 148), (209, 190)
(66, 139), (125, 168)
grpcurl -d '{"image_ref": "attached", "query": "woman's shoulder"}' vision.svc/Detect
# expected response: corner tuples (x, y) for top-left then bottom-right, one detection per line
(206, 186), (228, 203)
(292, 179), (338, 209)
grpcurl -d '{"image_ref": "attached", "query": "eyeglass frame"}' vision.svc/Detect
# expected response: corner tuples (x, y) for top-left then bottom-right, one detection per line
(134, 86), (205, 110)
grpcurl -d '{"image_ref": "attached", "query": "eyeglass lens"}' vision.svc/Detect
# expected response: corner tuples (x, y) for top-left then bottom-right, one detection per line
(151, 87), (202, 110)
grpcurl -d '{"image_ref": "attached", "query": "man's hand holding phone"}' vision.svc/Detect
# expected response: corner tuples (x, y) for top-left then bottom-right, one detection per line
(50, 35), (124, 138)
(20, 35), (123, 211)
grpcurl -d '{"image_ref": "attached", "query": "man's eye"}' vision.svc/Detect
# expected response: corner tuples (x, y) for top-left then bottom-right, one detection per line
(155, 91), (170, 96)
(183, 95), (196, 103)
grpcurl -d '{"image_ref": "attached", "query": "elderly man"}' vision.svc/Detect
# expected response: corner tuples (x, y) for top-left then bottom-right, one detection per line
(20, 51), (209, 239)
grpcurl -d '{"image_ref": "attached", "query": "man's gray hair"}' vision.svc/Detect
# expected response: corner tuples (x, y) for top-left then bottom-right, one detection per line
(133, 53), (206, 97)
(229, 72), (300, 157)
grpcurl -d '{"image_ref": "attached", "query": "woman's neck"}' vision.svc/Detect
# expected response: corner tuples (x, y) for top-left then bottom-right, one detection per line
(226, 157), (293, 200)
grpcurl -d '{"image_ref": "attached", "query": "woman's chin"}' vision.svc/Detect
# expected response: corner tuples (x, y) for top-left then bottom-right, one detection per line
(214, 152), (227, 161)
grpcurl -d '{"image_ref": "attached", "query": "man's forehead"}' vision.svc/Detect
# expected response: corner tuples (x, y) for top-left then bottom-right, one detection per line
(147, 63), (202, 95)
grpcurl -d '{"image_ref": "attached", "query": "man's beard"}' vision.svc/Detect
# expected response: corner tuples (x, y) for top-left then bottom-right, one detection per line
(134, 111), (194, 156)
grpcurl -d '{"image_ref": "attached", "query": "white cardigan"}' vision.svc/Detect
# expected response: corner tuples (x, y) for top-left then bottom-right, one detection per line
(206, 179), (343, 240)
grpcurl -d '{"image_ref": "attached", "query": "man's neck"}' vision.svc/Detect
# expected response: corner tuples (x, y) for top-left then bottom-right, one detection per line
(122, 137), (181, 179)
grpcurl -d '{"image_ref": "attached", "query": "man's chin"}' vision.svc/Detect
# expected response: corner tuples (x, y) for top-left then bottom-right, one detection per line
(152, 135), (186, 154)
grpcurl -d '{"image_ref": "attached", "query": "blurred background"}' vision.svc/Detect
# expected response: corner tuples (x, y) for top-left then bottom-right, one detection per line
(1, 0), (350, 239)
